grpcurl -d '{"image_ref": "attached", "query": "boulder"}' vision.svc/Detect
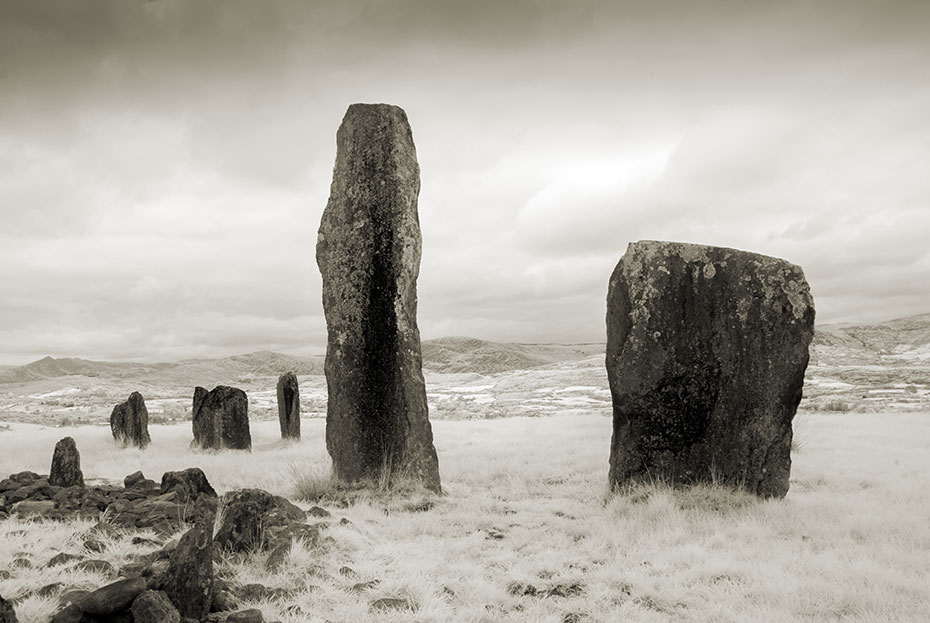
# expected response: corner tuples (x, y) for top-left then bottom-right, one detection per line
(78, 578), (148, 616)
(276, 372), (301, 440)
(131, 590), (181, 623)
(110, 391), (151, 449)
(213, 488), (305, 553)
(316, 103), (440, 493)
(164, 517), (214, 621)
(160, 468), (217, 503)
(606, 241), (815, 497)
(49, 437), (83, 488)
(191, 386), (251, 451)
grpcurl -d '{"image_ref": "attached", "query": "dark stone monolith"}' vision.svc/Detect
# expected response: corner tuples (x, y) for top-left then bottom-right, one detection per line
(110, 391), (151, 449)
(606, 241), (815, 498)
(190, 386), (251, 451)
(316, 103), (441, 493)
(49, 437), (83, 488)
(276, 372), (300, 440)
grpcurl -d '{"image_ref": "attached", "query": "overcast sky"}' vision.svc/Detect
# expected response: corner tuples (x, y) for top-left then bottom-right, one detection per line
(1, 0), (928, 364)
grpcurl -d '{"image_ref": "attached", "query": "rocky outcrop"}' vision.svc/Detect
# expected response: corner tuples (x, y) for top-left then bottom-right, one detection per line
(316, 103), (441, 493)
(276, 372), (301, 439)
(110, 391), (151, 449)
(191, 385), (251, 451)
(606, 241), (815, 498)
(49, 437), (83, 488)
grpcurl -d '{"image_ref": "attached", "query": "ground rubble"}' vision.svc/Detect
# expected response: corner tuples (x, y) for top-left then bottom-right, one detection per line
(0, 466), (333, 623)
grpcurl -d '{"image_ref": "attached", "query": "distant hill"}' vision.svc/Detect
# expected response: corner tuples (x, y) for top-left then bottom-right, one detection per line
(0, 352), (323, 386)
(2, 312), (928, 385)
(421, 337), (602, 374)
(813, 312), (930, 363)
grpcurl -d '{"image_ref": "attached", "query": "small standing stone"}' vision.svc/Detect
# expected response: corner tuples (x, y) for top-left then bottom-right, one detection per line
(190, 386), (251, 451)
(49, 437), (83, 488)
(276, 372), (301, 440)
(110, 391), (151, 448)
(606, 241), (815, 498)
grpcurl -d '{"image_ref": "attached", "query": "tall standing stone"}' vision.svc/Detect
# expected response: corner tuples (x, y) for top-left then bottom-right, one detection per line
(276, 372), (301, 440)
(190, 386), (251, 451)
(49, 436), (83, 488)
(606, 241), (815, 498)
(110, 391), (151, 448)
(316, 103), (441, 493)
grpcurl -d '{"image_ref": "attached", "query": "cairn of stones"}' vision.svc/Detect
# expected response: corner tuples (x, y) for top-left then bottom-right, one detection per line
(316, 103), (441, 492)
(110, 391), (151, 449)
(606, 240), (815, 498)
(276, 372), (301, 439)
(190, 385), (251, 451)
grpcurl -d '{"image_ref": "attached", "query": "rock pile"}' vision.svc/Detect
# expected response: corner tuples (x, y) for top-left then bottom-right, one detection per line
(606, 241), (815, 497)
(110, 391), (151, 449)
(48, 518), (279, 623)
(316, 103), (441, 493)
(0, 449), (333, 622)
(191, 386), (251, 451)
(276, 372), (300, 440)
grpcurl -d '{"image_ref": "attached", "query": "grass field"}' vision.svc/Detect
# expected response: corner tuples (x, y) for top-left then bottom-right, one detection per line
(1, 412), (928, 622)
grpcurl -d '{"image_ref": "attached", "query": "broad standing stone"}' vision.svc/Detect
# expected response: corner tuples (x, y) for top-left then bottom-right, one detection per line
(276, 372), (301, 439)
(110, 391), (151, 448)
(316, 103), (441, 493)
(164, 516), (214, 620)
(190, 386), (251, 451)
(606, 241), (815, 498)
(49, 437), (83, 488)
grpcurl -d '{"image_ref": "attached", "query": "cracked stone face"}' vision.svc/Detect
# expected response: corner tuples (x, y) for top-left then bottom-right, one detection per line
(606, 240), (815, 498)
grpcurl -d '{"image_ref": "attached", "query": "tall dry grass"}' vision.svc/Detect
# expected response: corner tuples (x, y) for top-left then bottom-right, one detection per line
(0, 412), (928, 622)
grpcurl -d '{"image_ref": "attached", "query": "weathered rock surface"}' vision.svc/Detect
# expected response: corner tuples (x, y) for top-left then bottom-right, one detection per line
(160, 467), (217, 503)
(276, 372), (301, 439)
(0, 592), (17, 623)
(78, 578), (148, 616)
(316, 103), (440, 492)
(49, 437), (83, 488)
(131, 589), (181, 623)
(213, 488), (307, 553)
(191, 385), (251, 451)
(110, 391), (151, 448)
(164, 517), (214, 621)
(606, 241), (815, 497)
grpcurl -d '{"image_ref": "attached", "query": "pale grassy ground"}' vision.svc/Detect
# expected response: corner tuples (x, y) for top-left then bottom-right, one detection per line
(1, 412), (929, 622)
